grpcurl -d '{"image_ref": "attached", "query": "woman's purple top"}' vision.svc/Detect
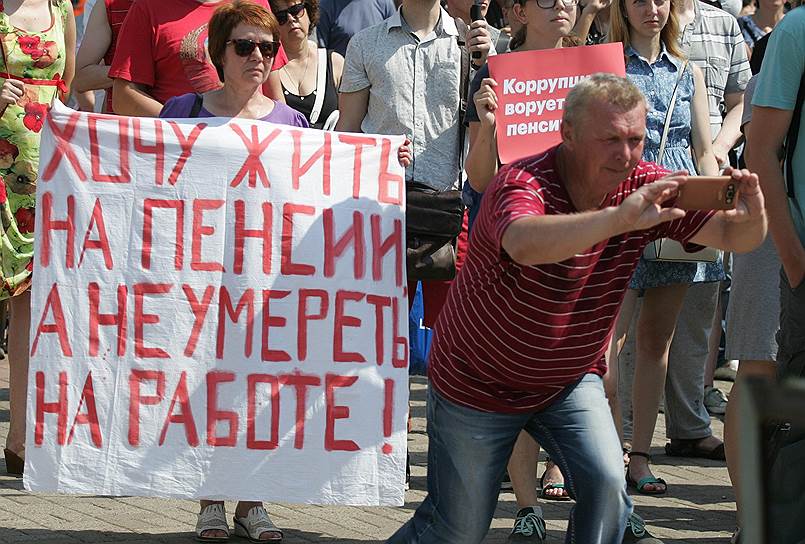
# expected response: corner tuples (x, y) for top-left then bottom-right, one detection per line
(159, 93), (310, 128)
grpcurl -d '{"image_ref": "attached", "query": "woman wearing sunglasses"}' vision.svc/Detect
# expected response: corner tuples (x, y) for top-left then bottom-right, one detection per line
(160, 0), (308, 130)
(159, 2), (304, 542)
(268, 0), (343, 129)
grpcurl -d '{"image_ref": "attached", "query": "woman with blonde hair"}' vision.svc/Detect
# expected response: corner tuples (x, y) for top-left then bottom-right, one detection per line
(609, 0), (721, 496)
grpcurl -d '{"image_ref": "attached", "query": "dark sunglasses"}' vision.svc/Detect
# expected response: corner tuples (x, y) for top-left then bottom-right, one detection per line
(274, 2), (306, 25)
(226, 39), (280, 58)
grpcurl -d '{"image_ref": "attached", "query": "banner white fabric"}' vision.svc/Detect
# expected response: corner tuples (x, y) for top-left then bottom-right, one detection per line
(24, 102), (409, 506)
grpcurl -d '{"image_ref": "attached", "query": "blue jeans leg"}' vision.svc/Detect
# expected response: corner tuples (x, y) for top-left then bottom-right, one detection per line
(524, 374), (632, 544)
(386, 387), (529, 544)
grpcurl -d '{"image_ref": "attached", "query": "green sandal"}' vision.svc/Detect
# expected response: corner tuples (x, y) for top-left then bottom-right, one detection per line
(539, 459), (571, 501)
(626, 452), (667, 495)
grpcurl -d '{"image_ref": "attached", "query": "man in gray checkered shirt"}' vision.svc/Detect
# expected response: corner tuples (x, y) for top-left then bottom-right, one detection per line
(336, 0), (493, 189)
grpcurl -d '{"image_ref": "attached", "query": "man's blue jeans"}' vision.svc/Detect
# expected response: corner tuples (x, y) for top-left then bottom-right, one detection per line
(388, 374), (631, 544)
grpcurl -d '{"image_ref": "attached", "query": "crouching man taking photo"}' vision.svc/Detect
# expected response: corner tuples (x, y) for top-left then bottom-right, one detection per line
(386, 73), (767, 544)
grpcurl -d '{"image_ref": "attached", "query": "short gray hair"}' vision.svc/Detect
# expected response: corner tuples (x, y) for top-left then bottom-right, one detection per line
(563, 73), (647, 131)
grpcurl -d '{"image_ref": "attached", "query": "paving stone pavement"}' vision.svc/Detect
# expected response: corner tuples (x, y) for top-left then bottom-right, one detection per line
(0, 355), (737, 544)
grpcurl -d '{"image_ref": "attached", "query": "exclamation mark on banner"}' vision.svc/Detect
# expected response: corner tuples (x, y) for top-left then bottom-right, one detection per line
(382, 379), (394, 454)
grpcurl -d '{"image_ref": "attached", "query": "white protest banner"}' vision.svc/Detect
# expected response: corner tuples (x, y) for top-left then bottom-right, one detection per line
(24, 101), (409, 506)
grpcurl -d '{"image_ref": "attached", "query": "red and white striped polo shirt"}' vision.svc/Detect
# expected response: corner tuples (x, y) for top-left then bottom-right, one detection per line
(428, 146), (714, 413)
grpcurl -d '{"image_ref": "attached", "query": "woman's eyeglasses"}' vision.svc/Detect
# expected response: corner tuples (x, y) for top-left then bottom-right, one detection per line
(275, 3), (306, 25)
(527, 0), (579, 8)
(226, 39), (281, 58)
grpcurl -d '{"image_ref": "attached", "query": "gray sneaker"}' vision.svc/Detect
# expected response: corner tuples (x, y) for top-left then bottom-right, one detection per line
(509, 506), (546, 542)
(704, 386), (728, 415)
(622, 513), (663, 543)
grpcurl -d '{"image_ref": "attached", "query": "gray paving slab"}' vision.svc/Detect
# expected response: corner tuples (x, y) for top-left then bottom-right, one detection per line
(0, 356), (736, 544)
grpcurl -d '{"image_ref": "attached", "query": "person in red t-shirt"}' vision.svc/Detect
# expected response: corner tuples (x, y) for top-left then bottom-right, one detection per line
(108, 0), (288, 116)
(386, 73), (767, 544)
(74, 0), (135, 113)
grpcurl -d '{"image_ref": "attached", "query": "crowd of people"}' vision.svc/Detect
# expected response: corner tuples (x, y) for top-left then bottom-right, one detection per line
(0, 0), (803, 542)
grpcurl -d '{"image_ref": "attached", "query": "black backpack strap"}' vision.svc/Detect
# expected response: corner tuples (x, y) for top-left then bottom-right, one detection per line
(189, 93), (204, 118)
(785, 70), (805, 202)
(454, 17), (471, 189)
(454, 18), (471, 121)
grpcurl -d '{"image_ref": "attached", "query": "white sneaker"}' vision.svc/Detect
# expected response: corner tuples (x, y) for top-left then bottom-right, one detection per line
(233, 506), (283, 542)
(704, 386), (728, 415)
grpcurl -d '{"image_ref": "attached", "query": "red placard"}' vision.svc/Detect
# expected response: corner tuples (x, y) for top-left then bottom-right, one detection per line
(488, 43), (626, 164)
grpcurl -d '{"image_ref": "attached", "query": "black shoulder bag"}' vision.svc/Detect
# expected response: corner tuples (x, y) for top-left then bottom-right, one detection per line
(405, 18), (471, 281)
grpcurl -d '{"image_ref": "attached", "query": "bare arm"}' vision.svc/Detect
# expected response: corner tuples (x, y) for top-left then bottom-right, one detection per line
(574, 8), (597, 44)
(712, 91), (745, 167)
(335, 89), (369, 132)
(74, 1), (113, 93)
(61, 2), (77, 100)
(574, 0), (607, 44)
(502, 179), (686, 265)
(745, 106), (805, 287)
(111, 79), (163, 117)
(689, 167), (767, 253)
(690, 64), (719, 176)
(466, 122), (498, 192)
(73, 89), (96, 111)
(502, 208), (626, 265)
(264, 71), (284, 102)
(465, 77), (499, 192)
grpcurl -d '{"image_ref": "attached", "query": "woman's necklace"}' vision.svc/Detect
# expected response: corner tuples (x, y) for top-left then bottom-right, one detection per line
(282, 44), (312, 96)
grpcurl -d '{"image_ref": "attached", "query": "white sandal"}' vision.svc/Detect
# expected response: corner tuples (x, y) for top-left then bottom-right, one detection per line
(233, 506), (283, 542)
(196, 503), (230, 542)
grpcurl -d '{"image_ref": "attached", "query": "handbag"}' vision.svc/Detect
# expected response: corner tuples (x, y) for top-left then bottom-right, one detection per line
(406, 182), (464, 280)
(404, 18), (471, 281)
(642, 59), (719, 264)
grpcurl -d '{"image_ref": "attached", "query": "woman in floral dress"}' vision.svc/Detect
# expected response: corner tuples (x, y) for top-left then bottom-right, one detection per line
(0, 0), (75, 475)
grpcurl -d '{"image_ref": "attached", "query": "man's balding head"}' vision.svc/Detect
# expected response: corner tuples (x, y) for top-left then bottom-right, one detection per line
(562, 73), (647, 137)
(559, 73), (648, 194)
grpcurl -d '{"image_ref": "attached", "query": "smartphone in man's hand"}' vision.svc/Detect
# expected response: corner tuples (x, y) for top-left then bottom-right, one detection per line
(674, 176), (739, 210)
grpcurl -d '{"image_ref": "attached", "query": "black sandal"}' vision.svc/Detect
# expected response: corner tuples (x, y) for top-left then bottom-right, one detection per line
(665, 438), (726, 460)
(625, 452), (667, 495)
